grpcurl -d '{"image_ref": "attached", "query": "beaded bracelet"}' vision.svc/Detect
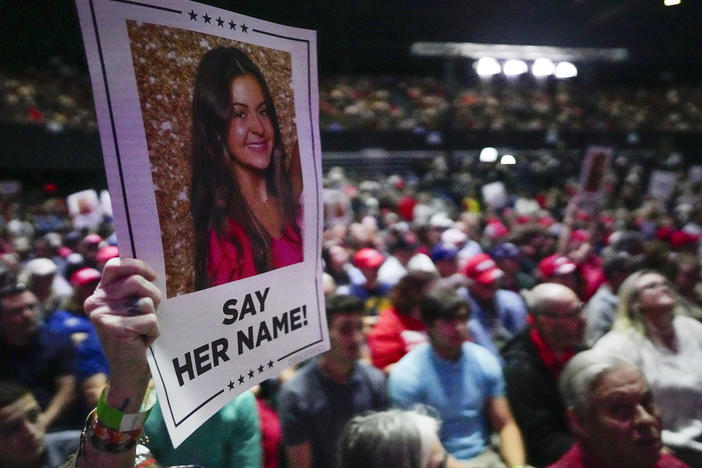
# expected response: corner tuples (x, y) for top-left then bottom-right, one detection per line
(86, 409), (144, 453)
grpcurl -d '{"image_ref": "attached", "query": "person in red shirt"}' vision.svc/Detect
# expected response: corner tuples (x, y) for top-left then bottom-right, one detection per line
(367, 270), (437, 372)
(550, 349), (690, 468)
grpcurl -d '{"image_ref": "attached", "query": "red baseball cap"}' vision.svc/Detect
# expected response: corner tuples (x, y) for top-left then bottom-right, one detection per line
(97, 245), (119, 264)
(70, 267), (101, 287)
(462, 253), (504, 285)
(670, 230), (701, 249)
(539, 254), (577, 279)
(82, 233), (103, 245)
(353, 248), (385, 269)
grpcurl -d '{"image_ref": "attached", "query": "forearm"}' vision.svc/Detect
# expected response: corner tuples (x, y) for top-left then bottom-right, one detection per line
(75, 379), (152, 468)
(42, 375), (76, 429)
(498, 421), (526, 467)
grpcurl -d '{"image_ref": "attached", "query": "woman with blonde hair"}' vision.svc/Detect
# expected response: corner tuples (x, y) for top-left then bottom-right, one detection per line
(594, 270), (702, 467)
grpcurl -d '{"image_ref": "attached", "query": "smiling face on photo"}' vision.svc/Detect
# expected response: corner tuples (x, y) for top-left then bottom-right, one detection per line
(226, 74), (274, 172)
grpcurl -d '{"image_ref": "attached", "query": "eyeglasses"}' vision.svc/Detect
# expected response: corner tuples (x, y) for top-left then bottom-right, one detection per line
(539, 302), (584, 320)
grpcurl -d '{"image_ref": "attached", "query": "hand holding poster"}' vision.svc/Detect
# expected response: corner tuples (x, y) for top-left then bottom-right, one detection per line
(75, 0), (326, 446)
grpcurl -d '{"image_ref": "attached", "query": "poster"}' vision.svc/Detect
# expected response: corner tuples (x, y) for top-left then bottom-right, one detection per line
(647, 170), (677, 202)
(576, 146), (613, 216)
(75, 0), (327, 446)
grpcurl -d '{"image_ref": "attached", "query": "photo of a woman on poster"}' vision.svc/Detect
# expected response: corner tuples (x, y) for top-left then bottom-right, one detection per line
(191, 47), (303, 290)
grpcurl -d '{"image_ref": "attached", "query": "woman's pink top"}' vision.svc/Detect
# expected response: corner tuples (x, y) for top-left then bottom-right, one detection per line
(207, 218), (302, 286)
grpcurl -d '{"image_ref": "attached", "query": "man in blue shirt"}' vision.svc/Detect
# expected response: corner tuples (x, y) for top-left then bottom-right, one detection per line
(389, 288), (527, 468)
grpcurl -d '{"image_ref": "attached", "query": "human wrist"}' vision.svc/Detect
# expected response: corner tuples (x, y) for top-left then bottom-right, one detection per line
(104, 369), (151, 412)
(97, 385), (156, 432)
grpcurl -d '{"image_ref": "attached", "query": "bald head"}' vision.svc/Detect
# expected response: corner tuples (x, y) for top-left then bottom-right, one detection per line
(527, 283), (580, 315)
(528, 282), (584, 351)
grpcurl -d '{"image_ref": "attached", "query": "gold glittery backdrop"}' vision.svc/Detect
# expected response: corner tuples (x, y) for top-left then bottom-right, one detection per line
(127, 21), (299, 297)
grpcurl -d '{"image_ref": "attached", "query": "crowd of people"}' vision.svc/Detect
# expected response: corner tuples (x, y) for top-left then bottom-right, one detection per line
(4, 65), (702, 134)
(2, 139), (702, 468)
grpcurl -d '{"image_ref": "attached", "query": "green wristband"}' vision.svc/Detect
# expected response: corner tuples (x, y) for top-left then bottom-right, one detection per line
(96, 385), (155, 432)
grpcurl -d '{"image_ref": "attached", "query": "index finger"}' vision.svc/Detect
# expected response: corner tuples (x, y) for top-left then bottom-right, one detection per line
(100, 257), (157, 287)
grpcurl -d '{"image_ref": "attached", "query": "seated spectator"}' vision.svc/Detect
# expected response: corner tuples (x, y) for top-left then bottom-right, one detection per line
(378, 231), (435, 286)
(348, 248), (393, 317)
(322, 244), (364, 291)
(502, 283), (586, 467)
(489, 242), (535, 292)
(143, 390), (262, 467)
(46, 267), (109, 409)
(337, 409), (449, 468)
(0, 380), (81, 468)
(551, 349), (690, 468)
(664, 252), (702, 321)
(368, 270), (438, 371)
(461, 253), (528, 355)
(583, 249), (639, 345)
(0, 283), (77, 430)
(594, 270), (702, 467)
(277, 294), (389, 468)
(538, 254), (580, 295)
(19, 258), (70, 318)
(389, 288), (527, 467)
(430, 243), (466, 290)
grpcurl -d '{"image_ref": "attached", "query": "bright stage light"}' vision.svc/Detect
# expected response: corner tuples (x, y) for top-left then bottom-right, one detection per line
(503, 59), (528, 76)
(475, 57), (501, 76)
(555, 62), (578, 78)
(479, 147), (499, 162)
(532, 58), (555, 77)
(664, 0), (681, 6)
(500, 154), (517, 165)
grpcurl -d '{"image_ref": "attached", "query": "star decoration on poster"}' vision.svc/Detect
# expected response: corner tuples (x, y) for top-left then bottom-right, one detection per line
(185, 11), (249, 34)
(227, 361), (276, 388)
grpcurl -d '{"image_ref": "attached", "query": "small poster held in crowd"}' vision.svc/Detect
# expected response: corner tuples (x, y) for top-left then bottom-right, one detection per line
(75, 0), (326, 446)
(647, 170), (677, 202)
(576, 146), (613, 216)
(67, 189), (103, 231)
(481, 181), (509, 210)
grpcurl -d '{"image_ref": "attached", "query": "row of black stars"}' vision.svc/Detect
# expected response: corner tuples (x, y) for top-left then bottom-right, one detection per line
(227, 359), (274, 390)
(188, 9), (249, 32)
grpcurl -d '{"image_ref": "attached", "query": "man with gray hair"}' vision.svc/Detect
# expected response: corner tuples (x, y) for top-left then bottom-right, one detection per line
(501, 283), (585, 467)
(550, 349), (689, 468)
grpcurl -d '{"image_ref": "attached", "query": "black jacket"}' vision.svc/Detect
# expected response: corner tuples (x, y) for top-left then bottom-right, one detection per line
(501, 328), (577, 468)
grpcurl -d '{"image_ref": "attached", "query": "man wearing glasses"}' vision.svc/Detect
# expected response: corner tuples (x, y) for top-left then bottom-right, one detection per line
(501, 283), (586, 467)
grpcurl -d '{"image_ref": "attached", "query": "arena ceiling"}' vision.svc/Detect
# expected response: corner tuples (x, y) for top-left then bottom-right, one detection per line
(3, 0), (701, 76)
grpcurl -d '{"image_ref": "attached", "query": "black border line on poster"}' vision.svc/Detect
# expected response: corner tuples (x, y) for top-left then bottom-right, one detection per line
(89, 0), (325, 428)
